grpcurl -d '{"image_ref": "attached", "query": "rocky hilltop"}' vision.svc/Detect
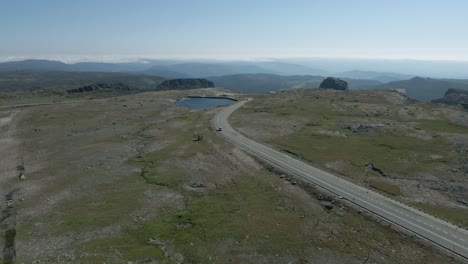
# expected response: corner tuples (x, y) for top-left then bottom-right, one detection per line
(319, 77), (348, 90)
(157, 78), (215, 90)
(432, 88), (468, 108)
(375, 77), (468, 102)
(66, 82), (131, 93)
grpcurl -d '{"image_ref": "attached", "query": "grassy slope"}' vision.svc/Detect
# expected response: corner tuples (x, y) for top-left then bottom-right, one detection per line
(2, 89), (460, 263)
(0, 71), (166, 90)
(231, 89), (468, 227)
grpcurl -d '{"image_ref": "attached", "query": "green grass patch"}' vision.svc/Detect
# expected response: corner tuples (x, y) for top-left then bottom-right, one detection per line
(416, 119), (468, 134)
(171, 114), (193, 121)
(3, 229), (16, 264)
(54, 175), (144, 233)
(92, 136), (129, 144)
(4, 228), (16, 248)
(411, 202), (468, 228)
(272, 128), (453, 175)
(134, 124), (156, 139)
(130, 175), (311, 262)
(140, 161), (187, 187)
(367, 178), (402, 196)
(128, 111), (213, 188)
(78, 235), (165, 262)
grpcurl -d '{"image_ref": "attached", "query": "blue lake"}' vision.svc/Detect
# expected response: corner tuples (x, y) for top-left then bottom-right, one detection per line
(176, 97), (236, 109)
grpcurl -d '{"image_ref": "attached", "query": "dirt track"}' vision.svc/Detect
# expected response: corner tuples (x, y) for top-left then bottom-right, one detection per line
(0, 109), (22, 263)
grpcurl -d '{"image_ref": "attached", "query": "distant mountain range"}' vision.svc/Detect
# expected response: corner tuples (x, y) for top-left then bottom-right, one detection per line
(2, 58), (468, 78)
(335, 70), (414, 83)
(209, 74), (468, 101)
(1, 59), (468, 102)
(0, 59), (426, 83)
(143, 61), (327, 78)
(0, 71), (166, 91)
(374, 77), (468, 101)
(0, 59), (327, 77)
(208, 74), (381, 93)
(0, 59), (69, 72)
(0, 59), (150, 72)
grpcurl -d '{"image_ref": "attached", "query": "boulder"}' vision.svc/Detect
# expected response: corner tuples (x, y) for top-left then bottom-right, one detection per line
(319, 77), (348, 90)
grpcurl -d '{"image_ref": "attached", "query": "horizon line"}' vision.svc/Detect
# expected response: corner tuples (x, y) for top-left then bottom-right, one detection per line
(1, 55), (468, 64)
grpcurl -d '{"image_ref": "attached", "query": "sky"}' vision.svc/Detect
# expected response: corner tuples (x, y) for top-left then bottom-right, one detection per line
(1, 0), (468, 62)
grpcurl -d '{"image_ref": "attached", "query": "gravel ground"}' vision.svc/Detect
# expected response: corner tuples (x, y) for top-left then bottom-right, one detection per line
(0, 89), (464, 263)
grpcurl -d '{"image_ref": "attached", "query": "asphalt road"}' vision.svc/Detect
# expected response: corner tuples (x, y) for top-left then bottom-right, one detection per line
(214, 99), (468, 260)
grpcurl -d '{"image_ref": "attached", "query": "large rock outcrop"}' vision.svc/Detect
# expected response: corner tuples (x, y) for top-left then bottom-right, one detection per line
(319, 77), (348, 90)
(157, 78), (215, 90)
(66, 82), (131, 93)
(432, 88), (468, 109)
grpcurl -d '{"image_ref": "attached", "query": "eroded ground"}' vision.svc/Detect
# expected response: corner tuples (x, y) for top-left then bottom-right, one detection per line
(231, 89), (468, 229)
(0, 89), (463, 263)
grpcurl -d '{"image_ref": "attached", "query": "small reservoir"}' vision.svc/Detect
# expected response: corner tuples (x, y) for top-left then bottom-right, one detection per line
(176, 97), (236, 110)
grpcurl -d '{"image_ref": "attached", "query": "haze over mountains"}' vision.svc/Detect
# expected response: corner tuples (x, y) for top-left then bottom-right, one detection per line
(335, 70), (414, 83)
(375, 77), (468, 102)
(208, 74), (382, 93)
(0, 59), (151, 73)
(0, 59), (328, 77)
(1, 58), (468, 101)
(2, 58), (468, 79)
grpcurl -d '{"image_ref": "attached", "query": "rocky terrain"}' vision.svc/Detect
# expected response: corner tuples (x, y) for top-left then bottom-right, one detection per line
(376, 77), (468, 101)
(157, 78), (215, 90)
(0, 88), (462, 263)
(0, 71), (166, 91)
(231, 89), (468, 229)
(66, 82), (132, 93)
(432, 88), (468, 109)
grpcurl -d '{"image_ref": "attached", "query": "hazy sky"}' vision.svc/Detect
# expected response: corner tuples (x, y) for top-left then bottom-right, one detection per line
(1, 0), (467, 62)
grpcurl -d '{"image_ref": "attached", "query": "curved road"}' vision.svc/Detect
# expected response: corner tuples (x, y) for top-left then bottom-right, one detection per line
(214, 99), (468, 260)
